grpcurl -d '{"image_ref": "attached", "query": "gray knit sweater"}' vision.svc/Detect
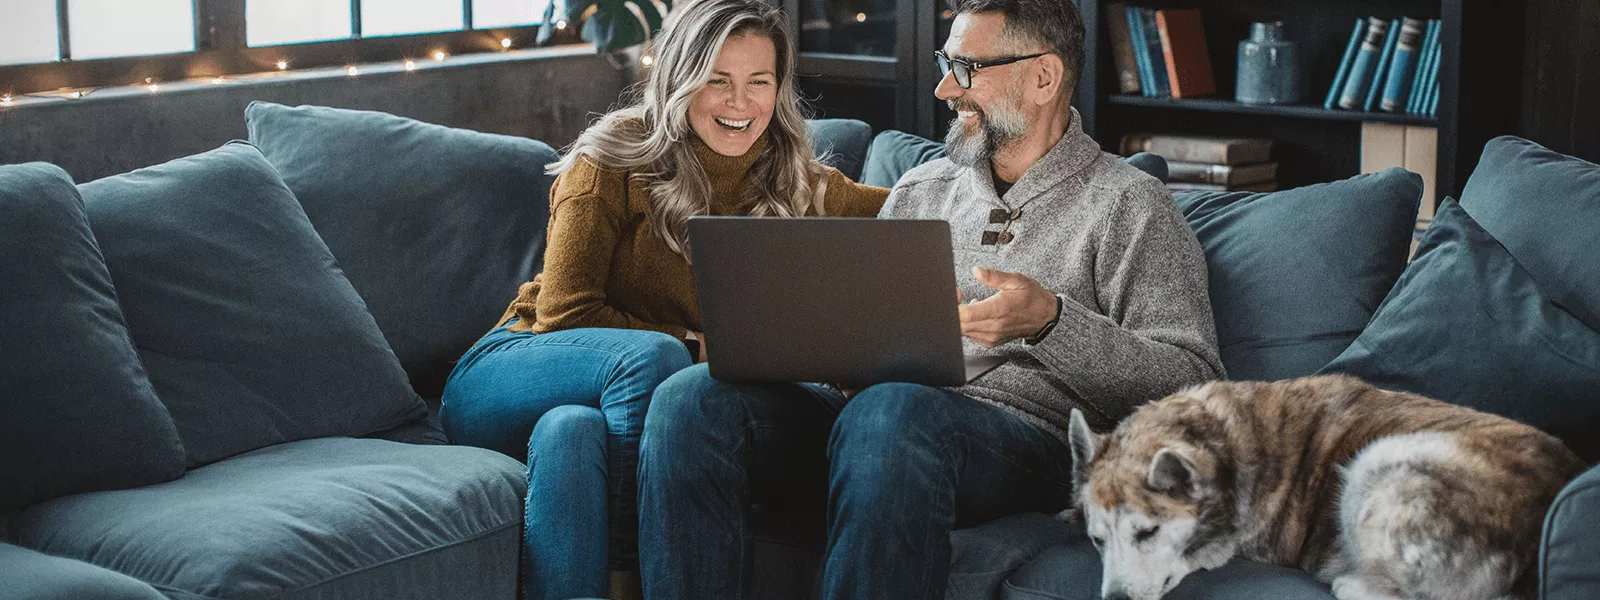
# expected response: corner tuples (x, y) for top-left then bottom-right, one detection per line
(879, 109), (1224, 438)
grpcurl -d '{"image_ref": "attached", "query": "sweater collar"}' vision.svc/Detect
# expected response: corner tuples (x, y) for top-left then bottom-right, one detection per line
(691, 131), (768, 178)
(970, 107), (1101, 210)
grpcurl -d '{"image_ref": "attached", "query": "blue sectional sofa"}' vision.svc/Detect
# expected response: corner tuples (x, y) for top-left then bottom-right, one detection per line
(3, 101), (1596, 600)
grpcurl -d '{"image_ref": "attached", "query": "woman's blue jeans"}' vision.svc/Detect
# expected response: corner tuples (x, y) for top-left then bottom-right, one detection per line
(440, 322), (691, 600)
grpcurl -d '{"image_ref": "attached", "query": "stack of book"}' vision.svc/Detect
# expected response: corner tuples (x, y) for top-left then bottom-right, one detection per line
(1106, 4), (1217, 99)
(1324, 16), (1443, 117)
(1121, 133), (1278, 192)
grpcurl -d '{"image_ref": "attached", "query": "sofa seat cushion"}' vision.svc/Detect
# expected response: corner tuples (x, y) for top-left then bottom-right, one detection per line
(1174, 169), (1422, 381)
(247, 102), (560, 399)
(948, 513), (1334, 600)
(0, 163), (185, 513)
(1319, 199), (1600, 460)
(0, 542), (165, 600)
(78, 142), (429, 467)
(806, 119), (873, 182)
(7, 437), (526, 600)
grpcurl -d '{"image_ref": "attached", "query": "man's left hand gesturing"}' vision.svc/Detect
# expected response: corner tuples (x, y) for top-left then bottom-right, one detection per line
(958, 267), (1061, 348)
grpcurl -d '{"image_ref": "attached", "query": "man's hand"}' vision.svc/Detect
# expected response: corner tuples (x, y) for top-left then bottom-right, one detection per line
(958, 267), (1059, 348)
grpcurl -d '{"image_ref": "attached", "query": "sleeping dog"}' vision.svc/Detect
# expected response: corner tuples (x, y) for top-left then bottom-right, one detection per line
(1064, 374), (1583, 600)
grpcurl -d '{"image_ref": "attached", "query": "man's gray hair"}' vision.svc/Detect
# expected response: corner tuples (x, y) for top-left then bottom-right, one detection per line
(948, 0), (1086, 93)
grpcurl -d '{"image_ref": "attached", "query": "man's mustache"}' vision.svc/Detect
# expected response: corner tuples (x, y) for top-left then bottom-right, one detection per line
(948, 100), (983, 114)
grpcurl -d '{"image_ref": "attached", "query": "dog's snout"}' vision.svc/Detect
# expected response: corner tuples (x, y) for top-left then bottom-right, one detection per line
(1104, 593), (1132, 600)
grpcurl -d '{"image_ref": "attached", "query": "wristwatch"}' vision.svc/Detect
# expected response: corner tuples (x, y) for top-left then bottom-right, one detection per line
(1025, 294), (1066, 346)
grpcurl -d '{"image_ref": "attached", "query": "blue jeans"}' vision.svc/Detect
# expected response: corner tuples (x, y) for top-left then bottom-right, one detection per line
(637, 363), (1075, 600)
(440, 323), (691, 600)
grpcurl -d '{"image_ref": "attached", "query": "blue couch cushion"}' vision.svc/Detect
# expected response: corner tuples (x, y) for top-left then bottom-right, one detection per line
(0, 163), (185, 513)
(949, 513), (1335, 600)
(1175, 169), (1421, 381)
(7, 438), (526, 600)
(247, 102), (559, 399)
(0, 543), (165, 600)
(1543, 464), (1600, 600)
(806, 119), (872, 182)
(77, 142), (428, 467)
(1457, 136), (1600, 330)
(861, 130), (947, 188)
(1319, 199), (1600, 460)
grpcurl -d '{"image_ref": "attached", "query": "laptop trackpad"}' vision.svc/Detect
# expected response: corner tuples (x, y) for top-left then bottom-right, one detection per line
(963, 355), (1007, 382)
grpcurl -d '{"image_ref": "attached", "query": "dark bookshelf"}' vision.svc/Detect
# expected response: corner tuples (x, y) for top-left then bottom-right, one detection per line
(1077, 0), (1523, 198)
(1107, 95), (1439, 127)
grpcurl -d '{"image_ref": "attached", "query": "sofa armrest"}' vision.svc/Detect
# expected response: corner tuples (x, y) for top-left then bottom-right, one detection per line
(0, 543), (165, 600)
(1541, 463), (1600, 600)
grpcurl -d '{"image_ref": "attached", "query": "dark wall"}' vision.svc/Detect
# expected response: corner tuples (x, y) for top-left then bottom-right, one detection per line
(1521, 0), (1600, 164)
(0, 52), (632, 182)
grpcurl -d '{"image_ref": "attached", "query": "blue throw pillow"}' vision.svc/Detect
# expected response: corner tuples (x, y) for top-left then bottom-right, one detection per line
(1457, 136), (1600, 330)
(1319, 199), (1600, 460)
(0, 163), (185, 512)
(1174, 169), (1422, 381)
(246, 102), (558, 399)
(78, 142), (428, 467)
(806, 119), (872, 182)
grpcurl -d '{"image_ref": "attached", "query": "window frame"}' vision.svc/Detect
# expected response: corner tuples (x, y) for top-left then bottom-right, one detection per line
(0, 0), (567, 96)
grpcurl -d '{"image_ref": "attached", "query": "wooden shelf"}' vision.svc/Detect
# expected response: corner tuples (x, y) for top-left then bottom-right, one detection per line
(1107, 95), (1438, 127)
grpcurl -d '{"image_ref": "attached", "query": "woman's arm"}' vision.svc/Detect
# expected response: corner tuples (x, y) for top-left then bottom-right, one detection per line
(820, 167), (891, 217)
(511, 163), (690, 338)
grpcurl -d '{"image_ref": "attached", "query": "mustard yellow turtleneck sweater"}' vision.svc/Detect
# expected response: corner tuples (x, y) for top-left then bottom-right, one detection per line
(498, 133), (890, 339)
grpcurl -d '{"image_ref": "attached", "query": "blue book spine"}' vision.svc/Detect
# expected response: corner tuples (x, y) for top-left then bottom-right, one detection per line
(1339, 18), (1389, 110)
(1140, 9), (1170, 97)
(1380, 18), (1425, 112)
(1408, 21), (1439, 114)
(1325, 19), (1366, 110)
(1128, 6), (1154, 97)
(1428, 78), (1440, 117)
(1365, 19), (1402, 111)
(1418, 26), (1443, 115)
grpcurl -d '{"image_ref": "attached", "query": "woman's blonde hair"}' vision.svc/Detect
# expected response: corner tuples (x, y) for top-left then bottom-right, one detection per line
(548, 0), (828, 256)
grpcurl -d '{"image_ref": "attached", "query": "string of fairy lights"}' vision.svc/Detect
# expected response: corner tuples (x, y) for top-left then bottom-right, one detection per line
(0, 19), (602, 109)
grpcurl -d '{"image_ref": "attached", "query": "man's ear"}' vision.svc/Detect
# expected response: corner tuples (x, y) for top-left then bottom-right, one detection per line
(1147, 447), (1199, 498)
(1068, 408), (1099, 489)
(1030, 53), (1067, 106)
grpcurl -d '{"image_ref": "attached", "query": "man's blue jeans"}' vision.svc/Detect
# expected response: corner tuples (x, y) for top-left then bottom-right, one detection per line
(440, 323), (691, 600)
(637, 363), (1075, 600)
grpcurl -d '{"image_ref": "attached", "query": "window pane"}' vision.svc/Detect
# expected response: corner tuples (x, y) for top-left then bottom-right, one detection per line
(0, 0), (60, 66)
(68, 0), (194, 60)
(473, 0), (554, 29)
(798, 0), (895, 57)
(248, 0), (354, 47)
(361, 0), (466, 37)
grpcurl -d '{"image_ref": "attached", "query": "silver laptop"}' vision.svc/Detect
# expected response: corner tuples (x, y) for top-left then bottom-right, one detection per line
(688, 217), (1006, 387)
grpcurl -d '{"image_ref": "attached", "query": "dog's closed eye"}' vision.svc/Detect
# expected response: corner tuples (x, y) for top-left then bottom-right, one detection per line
(1134, 525), (1160, 543)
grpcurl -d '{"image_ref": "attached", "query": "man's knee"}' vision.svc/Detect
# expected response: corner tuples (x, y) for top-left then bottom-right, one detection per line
(831, 383), (955, 459)
(643, 364), (746, 447)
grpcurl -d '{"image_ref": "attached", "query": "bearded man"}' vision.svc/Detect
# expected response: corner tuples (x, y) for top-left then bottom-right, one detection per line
(635, 1), (1224, 598)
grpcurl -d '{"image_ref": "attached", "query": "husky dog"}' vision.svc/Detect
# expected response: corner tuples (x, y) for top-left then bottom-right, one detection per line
(1064, 374), (1584, 600)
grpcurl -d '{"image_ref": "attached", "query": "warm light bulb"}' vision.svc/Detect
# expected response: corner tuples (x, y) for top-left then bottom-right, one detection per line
(70, 91), (83, 99)
(346, 66), (360, 76)
(147, 83), (160, 93)
(211, 76), (226, 85)
(855, 12), (866, 22)
(501, 38), (513, 49)
(433, 50), (448, 61)
(640, 55), (654, 67)
(276, 60), (289, 70)
(556, 20), (567, 30)
(1, 96), (12, 107)
(404, 60), (417, 71)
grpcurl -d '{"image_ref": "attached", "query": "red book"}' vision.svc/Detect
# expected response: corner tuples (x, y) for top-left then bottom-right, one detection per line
(1155, 9), (1216, 98)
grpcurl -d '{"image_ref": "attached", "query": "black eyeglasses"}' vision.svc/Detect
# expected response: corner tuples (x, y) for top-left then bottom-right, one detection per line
(935, 50), (1047, 89)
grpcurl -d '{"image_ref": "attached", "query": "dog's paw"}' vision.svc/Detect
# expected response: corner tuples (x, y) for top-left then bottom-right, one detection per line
(1052, 508), (1081, 524)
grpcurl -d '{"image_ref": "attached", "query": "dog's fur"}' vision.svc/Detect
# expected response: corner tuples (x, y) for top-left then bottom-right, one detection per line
(1064, 374), (1584, 600)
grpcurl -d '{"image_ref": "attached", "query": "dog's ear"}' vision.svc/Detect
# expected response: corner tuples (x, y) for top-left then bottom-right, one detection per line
(1068, 409), (1099, 489)
(1147, 447), (1198, 498)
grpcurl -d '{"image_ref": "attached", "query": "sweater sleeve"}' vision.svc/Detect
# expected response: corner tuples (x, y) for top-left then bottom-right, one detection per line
(1027, 181), (1225, 418)
(820, 167), (890, 217)
(510, 162), (689, 338)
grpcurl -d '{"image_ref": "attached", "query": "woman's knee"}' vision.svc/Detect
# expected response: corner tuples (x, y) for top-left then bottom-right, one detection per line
(606, 329), (693, 384)
(530, 404), (607, 458)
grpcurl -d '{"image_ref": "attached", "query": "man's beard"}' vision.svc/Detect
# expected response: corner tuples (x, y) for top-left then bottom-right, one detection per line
(944, 93), (1030, 168)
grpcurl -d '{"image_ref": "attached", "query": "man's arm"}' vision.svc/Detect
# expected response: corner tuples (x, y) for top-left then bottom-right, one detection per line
(1026, 185), (1224, 416)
